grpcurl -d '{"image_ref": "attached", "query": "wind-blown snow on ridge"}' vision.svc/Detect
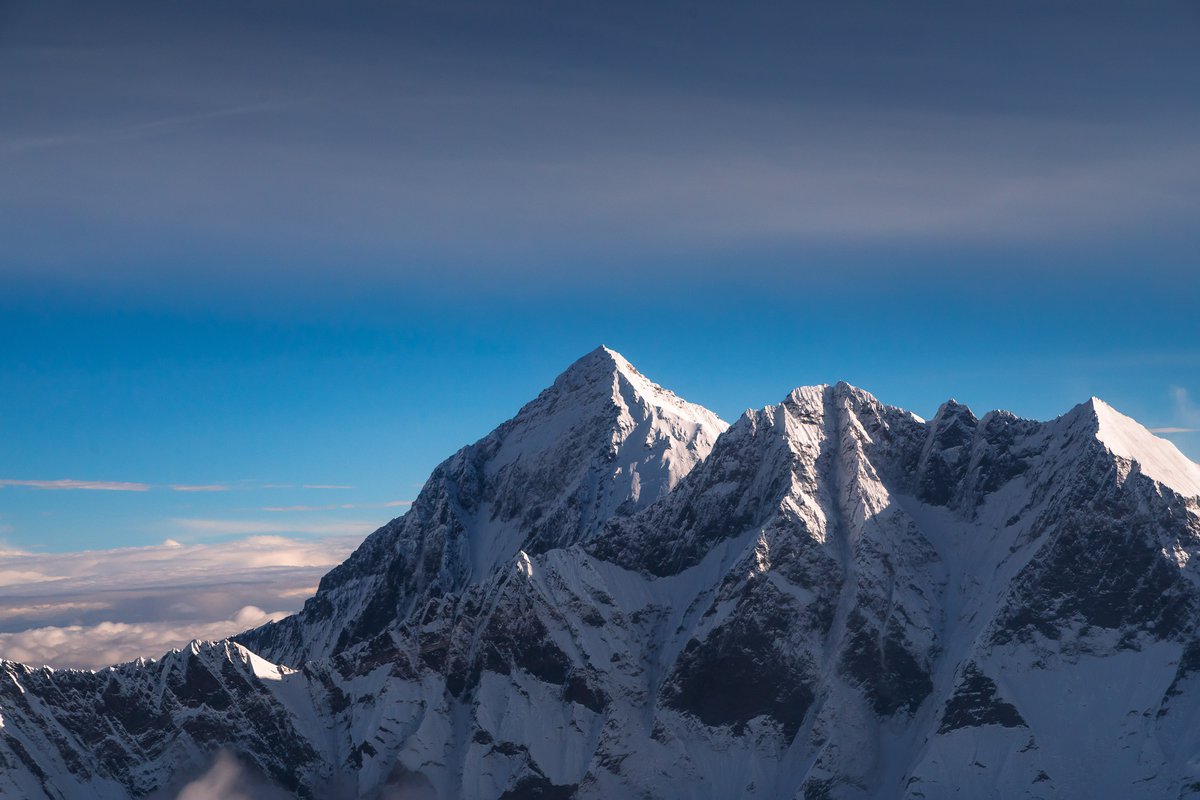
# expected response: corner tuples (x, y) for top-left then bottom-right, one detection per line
(3, 352), (1200, 800)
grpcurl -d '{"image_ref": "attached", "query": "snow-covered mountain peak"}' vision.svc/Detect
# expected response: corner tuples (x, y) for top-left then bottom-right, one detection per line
(489, 345), (727, 501)
(1085, 396), (1200, 498)
(539, 344), (628, 397)
(930, 397), (978, 424)
(783, 384), (830, 405)
(777, 381), (894, 425)
(539, 344), (644, 399)
(562, 343), (630, 377)
(236, 347), (727, 664)
(536, 344), (722, 432)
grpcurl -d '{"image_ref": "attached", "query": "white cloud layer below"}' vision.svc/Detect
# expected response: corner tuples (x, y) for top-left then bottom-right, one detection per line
(0, 607), (284, 673)
(0, 535), (362, 670)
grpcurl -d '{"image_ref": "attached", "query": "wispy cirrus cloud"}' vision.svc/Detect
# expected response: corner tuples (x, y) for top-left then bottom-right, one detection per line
(1, 98), (310, 157)
(261, 500), (410, 512)
(0, 479), (339, 493)
(261, 505), (342, 512)
(171, 518), (376, 537)
(0, 478), (151, 491)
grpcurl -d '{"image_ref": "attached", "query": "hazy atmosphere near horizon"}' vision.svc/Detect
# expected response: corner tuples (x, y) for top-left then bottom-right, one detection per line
(2, 0), (1200, 762)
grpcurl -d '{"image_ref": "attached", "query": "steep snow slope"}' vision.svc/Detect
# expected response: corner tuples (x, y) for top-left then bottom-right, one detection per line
(1091, 397), (1200, 498)
(3, 351), (1200, 800)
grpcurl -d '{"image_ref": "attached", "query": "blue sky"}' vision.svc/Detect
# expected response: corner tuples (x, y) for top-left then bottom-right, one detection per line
(2, 0), (1198, 554)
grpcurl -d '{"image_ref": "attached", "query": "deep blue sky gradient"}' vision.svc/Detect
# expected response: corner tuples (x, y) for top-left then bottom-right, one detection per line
(1, 1), (1197, 550)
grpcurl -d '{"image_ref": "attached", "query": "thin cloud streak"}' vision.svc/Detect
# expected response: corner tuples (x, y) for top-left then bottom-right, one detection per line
(0, 98), (311, 157)
(0, 478), (151, 491)
(171, 518), (376, 536)
(261, 505), (343, 512)
(1150, 427), (1200, 434)
(261, 500), (411, 512)
(0, 480), (319, 493)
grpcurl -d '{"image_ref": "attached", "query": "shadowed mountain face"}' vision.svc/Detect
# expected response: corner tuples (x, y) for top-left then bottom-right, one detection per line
(4, 350), (1200, 800)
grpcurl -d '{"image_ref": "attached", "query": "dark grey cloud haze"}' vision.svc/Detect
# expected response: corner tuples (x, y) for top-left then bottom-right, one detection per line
(3, 1), (1197, 297)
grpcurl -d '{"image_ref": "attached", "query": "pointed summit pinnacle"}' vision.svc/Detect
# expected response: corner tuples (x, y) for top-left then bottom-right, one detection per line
(555, 344), (638, 384)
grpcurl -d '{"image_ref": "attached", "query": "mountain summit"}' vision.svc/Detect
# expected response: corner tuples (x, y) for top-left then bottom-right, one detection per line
(239, 345), (727, 664)
(3, 350), (1200, 800)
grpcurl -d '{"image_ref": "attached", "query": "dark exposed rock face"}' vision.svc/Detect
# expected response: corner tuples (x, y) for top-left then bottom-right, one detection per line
(663, 606), (816, 738)
(4, 353), (1200, 800)
(991, 454), (1197, 648)
(839, 615), (934, 718)
(938, 664), (1025, 733)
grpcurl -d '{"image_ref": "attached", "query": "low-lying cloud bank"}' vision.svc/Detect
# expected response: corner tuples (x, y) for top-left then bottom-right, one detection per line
(0, 535), (362, 670)
(0, 607), (285, 672)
